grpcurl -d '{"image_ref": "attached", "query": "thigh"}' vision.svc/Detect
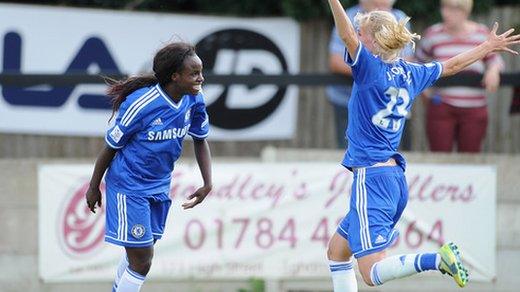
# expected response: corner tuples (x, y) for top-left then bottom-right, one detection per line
(336, 172), (363, 257)
(328, 232), (353, 261)
(457, 106), (488, 152)
(105, 190), (154, 247)
(350, 168), (402, 259)
(426, 101), (455, 152)
(391, 173), (409, 228)
(149, 193), (172, 241)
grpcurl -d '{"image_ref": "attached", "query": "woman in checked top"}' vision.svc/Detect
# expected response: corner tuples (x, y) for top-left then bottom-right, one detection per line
(325, 0), (520, 291)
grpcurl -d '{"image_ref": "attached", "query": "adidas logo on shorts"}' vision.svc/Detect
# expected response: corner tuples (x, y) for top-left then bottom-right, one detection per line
(375, 234), (386, 244)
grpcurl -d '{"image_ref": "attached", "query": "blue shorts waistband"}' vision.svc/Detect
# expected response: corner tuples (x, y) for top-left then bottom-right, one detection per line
(353, 165), (403, 177)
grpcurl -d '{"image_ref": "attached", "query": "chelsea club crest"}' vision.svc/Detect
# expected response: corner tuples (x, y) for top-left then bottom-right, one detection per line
(131, 224), (146, 239)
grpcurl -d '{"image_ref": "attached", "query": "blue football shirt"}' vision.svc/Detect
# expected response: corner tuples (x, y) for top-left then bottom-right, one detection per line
(342, 44), (442, 170)
(105, 84), (209, 195)
(327, 5), (412, 107)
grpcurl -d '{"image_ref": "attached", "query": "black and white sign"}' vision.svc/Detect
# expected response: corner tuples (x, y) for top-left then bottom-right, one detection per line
(0, 4), (300, 140)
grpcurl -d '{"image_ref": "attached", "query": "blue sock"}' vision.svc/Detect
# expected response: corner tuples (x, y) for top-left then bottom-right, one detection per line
(415, 253), (439, 272)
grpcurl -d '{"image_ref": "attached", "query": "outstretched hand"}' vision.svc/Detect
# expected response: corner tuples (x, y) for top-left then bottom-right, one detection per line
(182, 185), (212, 209)
(488, 22), (520, 55)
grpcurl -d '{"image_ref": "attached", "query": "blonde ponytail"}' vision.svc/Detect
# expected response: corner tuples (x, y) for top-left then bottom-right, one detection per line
(355, 11), (420, 62)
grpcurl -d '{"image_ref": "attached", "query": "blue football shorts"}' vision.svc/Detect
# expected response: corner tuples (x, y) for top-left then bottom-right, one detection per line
(337, 165), (408, 258)
(105, 187), (172, 248)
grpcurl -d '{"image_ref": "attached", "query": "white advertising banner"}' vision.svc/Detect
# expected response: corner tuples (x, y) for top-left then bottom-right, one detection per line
(38, 163), (496, 282)
(0, 4), (299, 140)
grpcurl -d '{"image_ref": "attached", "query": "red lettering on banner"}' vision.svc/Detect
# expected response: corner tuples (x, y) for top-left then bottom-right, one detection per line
(431, 185), (446, 201)
(184, 219), (205, 250)
(251, 183), (265, 199)
(218, 175), (239, 199)
(390, 219), (444, 250)
(60, 181), (105, 258)
(460, 185), (474, 202)
(293, 182), (308, 200)
(171, 169), (311, 209)
(233, 218), (250, 249)
(255, 218), (275, 249)
(325, 170), (352, 208)
(182, 216), (446, 252)
(266, 185), (285, 208)
(310, 218), (330, 247)
(237, 175), (252, 199)
(279, 218), (297, 248)
(408, 175), (475, 203)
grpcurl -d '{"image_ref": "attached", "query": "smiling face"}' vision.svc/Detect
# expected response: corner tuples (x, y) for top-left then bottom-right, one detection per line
(173, 54), (204, 96)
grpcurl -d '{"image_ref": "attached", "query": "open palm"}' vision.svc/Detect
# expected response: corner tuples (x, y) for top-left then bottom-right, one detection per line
(488, 22), (520, 55)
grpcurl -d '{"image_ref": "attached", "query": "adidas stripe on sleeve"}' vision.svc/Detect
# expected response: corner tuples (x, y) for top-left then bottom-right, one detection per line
(105, 87), (160, 149)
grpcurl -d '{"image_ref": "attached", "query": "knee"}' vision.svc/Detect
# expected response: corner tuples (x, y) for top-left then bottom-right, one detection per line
(326, 245), (336, 261)
(357, 262), (376, 286)
(127, 252), (154, 276)
(326, 241), (352, 262)
(129, 257), (152, 276)
(360, 270), (375, 286)
(358, 262), (382, 287)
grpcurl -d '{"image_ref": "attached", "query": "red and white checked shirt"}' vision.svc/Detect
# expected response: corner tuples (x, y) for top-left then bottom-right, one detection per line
(416, 23), (504, 108)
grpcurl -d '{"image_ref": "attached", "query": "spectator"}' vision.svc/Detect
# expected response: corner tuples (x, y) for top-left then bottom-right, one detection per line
(327, 0), (412, 149)
(416, 0), (504, 152)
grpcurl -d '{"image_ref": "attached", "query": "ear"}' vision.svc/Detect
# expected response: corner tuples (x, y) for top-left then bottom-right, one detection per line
(171, 73), (180, 83)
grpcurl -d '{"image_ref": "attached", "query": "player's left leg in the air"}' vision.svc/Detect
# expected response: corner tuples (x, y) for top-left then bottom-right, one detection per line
(359, 243), (469, 288)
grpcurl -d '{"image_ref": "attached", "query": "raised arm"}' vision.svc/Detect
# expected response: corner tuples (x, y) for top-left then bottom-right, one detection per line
(327, 0), (359, 60)
(442, 23), (520, 77)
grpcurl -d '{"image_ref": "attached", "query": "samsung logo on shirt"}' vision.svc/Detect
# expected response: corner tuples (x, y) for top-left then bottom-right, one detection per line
(147, 124), (190, 141)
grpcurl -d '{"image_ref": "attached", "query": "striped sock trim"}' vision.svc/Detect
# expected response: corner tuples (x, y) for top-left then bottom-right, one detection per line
(370, 263), (382, 286)
(329, 260), (354, 272)
(124, 267), (146, 285)
(414, 254), (422, 272)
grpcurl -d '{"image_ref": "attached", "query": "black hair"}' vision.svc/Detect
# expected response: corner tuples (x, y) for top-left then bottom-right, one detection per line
(106, 42), (196, 119)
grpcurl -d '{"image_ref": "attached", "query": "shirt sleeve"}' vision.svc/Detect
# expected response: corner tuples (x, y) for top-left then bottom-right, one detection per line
(188, 93), (210, 140)
(410, 61), (443, 94)
(345, 43), (381, 85)
(105, 98), (144, 149)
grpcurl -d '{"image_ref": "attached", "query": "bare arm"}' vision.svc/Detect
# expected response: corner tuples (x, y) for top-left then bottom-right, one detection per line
(329, 53), (353, 75)
(327, 0), (359, 60)
(442, 23), (520, 77)
(182, 139), (213, 209)
(482, 61), (502, 92)
(86, 145), (117, 213)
